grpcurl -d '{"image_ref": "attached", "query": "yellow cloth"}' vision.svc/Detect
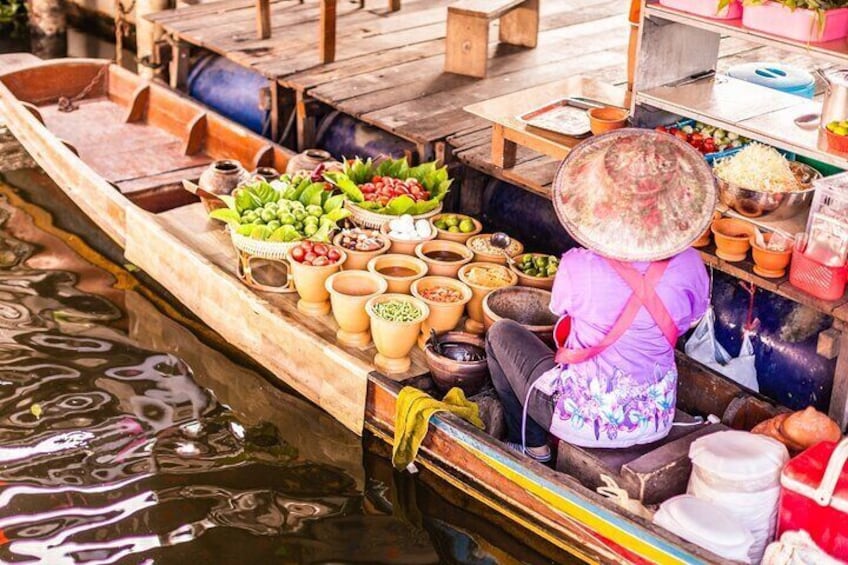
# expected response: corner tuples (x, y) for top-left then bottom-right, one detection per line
(392, 386), (484, 470)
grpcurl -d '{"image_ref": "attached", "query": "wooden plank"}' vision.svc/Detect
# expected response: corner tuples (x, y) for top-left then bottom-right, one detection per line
(449, 0), (526, 19)
(498, 0), (539, 49)
(256, 0), (271, 39)
(123, 83), (150, 123)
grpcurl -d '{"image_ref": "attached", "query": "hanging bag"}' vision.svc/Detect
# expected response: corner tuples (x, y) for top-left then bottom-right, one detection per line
(684, 306), (759, 392)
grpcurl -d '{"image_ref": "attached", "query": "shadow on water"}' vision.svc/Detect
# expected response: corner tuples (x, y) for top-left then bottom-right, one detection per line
(0, 148), (570, 563)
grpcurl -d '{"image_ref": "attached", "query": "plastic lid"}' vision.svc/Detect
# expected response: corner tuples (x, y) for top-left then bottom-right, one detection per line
(655, 495), (754, 561)
(826, 68), (848, 89)
(689, 430), (789, 483)
(727, 62), (814, 91)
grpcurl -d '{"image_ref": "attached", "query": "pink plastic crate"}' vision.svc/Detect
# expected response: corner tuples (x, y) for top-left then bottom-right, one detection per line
(742, 2), (848, 43)
(658, 0), (742, 19)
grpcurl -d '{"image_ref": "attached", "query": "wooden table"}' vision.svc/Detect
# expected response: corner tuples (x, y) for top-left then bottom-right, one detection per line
(463, 76), (627, 169)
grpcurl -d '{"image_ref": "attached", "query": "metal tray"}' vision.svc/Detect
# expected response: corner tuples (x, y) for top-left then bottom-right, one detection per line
(518, 97), (604, 138)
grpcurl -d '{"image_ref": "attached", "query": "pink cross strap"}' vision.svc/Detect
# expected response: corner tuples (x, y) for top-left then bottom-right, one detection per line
(555, 258), (679, 366)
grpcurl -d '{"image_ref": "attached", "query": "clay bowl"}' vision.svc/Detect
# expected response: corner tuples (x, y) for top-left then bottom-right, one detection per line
(380, 223), (437, 255)
(458, 262), (518, 334)
(424, 331), (489, 396)
(693, 211), (722, 248)
(414, 240), (474, 278)
(367, 254), (428, 294)
(711, 218), (755, 262)
(509, 253), (558, 291)
(465, 234), (524, 265)
(366, 293), (429, 374)
(750, 232), (793, 279)
(411, 276), (473, 348)
(588, 106), (629, 135)
(287, 246), (346, 316)
(482, 286), (558, 345)
(333, 231), (391, 271)
(325, 270), (387, 347)
(430, 213), (483, 244)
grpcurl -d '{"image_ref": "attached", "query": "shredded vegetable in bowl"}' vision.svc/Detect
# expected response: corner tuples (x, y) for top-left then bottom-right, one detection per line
(463, 265), (513, 288)
(713, 143), (801, 193)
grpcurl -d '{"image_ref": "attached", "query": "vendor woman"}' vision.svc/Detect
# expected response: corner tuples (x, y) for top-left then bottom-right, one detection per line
(487, 129), (715, 462)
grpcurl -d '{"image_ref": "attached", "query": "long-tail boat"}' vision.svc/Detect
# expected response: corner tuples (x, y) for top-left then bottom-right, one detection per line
(0, 55), (786, 564)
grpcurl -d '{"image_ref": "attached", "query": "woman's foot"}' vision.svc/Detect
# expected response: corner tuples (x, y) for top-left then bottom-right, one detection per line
(505, 441), (552, 463)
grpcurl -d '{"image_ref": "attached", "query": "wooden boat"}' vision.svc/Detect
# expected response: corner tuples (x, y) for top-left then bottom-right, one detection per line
(0, 56), (785, 565)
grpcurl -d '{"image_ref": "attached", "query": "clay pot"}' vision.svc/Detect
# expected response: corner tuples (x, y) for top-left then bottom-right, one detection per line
(325, 271), (387, 347)
(367, 254), (428, 294)
(250, 167), (281, 183)
(458, 262), (518, 334)
(285, 149), (336, 175)
(431, 213), (483, 244)
(410, 276), (473, 348)
(380, 223), (438, 255)
(333, 232), (391, 271)
(711, 218), (755, 262)
(199, 160), (250, 196)
(482, 286), (558, 345)
(780, 406), (842, 451)
(465, 234), (524, 265)
(367, 293), (429, 374)
(424, 331), (489, 395)
(751, 232), (793, 278)
(509, 253), (557, 291)
(414, 240), (474, 278)
(588, 107), (629, 135)
(287, 247), (346, 316)
(693, 211), (722, 248)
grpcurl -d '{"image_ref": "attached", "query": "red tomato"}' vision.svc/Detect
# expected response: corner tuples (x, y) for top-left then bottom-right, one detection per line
(291, 247), (305, 262)
(372, 176), (382, 183)
(312, 256), (329, 267)
(304, 252), (317, 263)
(673, 130), (688, 141)
(327, 248), (341, 262)
(655, 126), (668, 133)
(313, 243), (329, 256)
(691, 132), (704, 142)
(702, 138), (716, 153)
(301, 241), (314, 252)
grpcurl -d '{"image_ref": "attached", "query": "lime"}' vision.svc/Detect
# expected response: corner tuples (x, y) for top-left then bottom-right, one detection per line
(306, 204), (323, 217)
(260, 209), (276, 223)
(434, 220), (448, 230)
(524, 268), (538, 277)
(459, 219), (475, 233)
(278, 212), (296, 225)
(267, 220), (281, 231)
(448, 226), (460, 233)
(444, 215), (460, 228)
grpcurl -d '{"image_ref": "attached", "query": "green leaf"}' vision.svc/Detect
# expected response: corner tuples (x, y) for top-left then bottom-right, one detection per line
(235, 189), (255, 214)
(289, 177), (312, 201)
(347, 158), (375, 184)
(409, 199), (441, 215)
(324, 208), (351, 222)
(269, 225), (300, 242)
(324, 171), (364, 202)
(355, 201), (383, 211)
(376, 157), (409, 179)
(236, 224), (254, 236)
(250, 225), (272, 240)
(248, 180), (279, 205)
(218, 194), (235, 209)
(209, 208), (241, 225)
(323, 193), (345, 213)
(299, 182), (325, 206)
(386, 195), (416, 215)
(312, 221), (333, 242)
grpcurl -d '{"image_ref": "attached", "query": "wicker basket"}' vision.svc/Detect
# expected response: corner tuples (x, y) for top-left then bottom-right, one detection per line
(229, 228), (299, 293)
(345, 200), (443, 229)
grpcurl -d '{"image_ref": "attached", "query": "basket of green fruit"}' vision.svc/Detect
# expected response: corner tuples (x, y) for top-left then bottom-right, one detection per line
(431, 213), (483, 243)
(509, 253), (560, 290)
(208, 173), (351, 260)
(324, 157), (451, 229)
(825, 119), (848, 153)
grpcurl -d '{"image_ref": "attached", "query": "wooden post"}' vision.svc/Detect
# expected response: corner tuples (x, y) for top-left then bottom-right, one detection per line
(295, 90), (316, 151)
(626, 0), (641, 107)
(136, 0), (170, 79)
(320, 0), (337, 64)
(388, 0), (401, 11)
(170, 40), (190, 90)
(444, 12), (489, 78)
(256, 0), (271, 40)
(28, 0), (67, 58)
(491, 123), (517, 169)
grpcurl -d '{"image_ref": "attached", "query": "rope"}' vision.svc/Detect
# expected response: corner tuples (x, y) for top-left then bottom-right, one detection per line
(114, 0), (136, 68)
(57, 65), (110, 113)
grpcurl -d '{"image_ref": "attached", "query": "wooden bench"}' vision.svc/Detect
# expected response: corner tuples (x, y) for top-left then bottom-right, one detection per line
(444, 0), (539, 78)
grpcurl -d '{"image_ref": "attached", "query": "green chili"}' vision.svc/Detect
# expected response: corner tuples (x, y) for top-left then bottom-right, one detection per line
(372, 300), (422, 322)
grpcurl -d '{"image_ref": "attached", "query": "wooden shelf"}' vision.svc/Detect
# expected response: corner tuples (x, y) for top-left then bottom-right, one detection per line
(645, 3), (848, 65)
(636, 74), (848, 170)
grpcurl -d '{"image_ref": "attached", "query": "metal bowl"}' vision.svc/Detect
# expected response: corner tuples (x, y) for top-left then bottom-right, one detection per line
(717, 162), (821, 220)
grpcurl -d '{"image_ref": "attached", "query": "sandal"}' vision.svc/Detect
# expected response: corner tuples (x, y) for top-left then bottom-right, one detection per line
(505, 441), (552, 463)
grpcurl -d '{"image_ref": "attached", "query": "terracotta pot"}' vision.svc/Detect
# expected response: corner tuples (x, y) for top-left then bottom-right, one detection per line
(711, 218), (755, 262)
(483, 286), (558, 345)
(457, 262), (518, 334)
(380, 223), (438, 255)
(366, 293), (429, 374)
(411, 276), (473, 348)
(780, 406), (842, 450)
(285, 149), (337, 174)
(509, 253), (557, 290)
(199, 159), (250, 196)
(424, 332), (489, 395)
(325, 271), (387, 347)
(287, 247), (346, 316)
(414, 240), (474, 278)
(465, 234), (524, 265)
(431, 213), (483, 244)
(367, 254), (428, 294)
(588, 107), (629, 135)
(751, 232), (793, 278)
(250, 167), (281, 183)
(693, 211), (722, 248)
(333, 232), (391, 271)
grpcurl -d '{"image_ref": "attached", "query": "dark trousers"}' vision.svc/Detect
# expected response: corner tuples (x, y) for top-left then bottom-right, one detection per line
(485, 319), (557, 448)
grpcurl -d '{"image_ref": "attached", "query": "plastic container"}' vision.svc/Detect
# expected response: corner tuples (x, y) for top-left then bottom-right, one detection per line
(742, 2), (848, 43)
(789, 239), (848, 301)
(658, 0), (742, 19)
(727, 63), (815, 99)
(654, 495), (755, 562)
(808, 171), (848, 231)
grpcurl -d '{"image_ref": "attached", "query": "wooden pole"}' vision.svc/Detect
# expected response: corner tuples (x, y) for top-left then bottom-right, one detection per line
(626, 0), (642, 107)
(256, 0), (271, 39)
(136, 0), (171, 79)
(320, 0), (337, 64)
(28, 0), (67, 58)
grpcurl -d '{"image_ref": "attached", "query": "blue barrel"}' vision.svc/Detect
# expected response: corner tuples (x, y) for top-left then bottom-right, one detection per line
(187, 54), (270, 135)
(727, 63), (816, 99)
(316, 111), (416, 161)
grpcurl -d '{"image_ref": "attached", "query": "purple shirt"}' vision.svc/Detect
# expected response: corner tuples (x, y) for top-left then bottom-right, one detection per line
(542, 247), (709, 448)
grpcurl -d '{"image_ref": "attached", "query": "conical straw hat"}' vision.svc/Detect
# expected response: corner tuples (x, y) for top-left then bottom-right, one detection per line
(552, 128), (717, 261)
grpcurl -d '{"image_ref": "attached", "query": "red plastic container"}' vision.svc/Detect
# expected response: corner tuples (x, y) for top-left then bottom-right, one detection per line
(789, 242), (848, 301)
(825, 128), (848, 154)
(778, 439), (848, 560)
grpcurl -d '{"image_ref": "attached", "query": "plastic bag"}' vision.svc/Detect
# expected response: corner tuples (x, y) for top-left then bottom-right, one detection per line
(684, 307), (759, 392)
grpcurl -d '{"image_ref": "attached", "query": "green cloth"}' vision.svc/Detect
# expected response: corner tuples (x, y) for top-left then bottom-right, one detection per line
(392, 386), (484, 470)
